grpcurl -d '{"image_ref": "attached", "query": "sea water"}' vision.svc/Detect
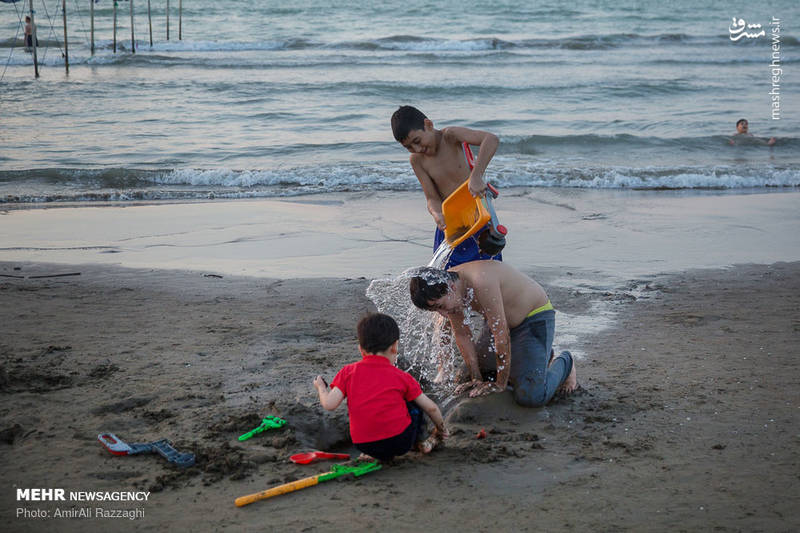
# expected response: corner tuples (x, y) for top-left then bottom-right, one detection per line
(1, 0), (798, 203)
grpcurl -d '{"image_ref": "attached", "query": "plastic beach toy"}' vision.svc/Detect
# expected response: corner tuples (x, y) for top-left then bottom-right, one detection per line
(289, 451), (351, 464)
(441, 142), (507, 254)
(235, 462), (381, 507)
(476, 183), (507, 256)
(441, 180), (491, 247)
(97, 432), (195, 468)
(238, 415), (287, 441)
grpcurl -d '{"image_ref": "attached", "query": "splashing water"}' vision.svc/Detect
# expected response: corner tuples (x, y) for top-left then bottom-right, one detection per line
(365, 241), (486, 400)
(366, 241), (455, 393)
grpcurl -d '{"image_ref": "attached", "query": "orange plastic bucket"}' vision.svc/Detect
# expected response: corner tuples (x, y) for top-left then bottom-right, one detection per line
(441, 180), (491, 247)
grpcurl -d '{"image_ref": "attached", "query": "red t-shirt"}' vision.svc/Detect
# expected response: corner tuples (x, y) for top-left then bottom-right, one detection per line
(331, 355), (423, 444)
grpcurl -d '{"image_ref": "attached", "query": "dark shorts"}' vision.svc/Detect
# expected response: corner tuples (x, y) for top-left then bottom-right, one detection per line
(354, 403), (424, 462)
(433, 225), (502, 269)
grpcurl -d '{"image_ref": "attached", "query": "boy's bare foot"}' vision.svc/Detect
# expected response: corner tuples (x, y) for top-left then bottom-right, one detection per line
(557, 352), (578, 394)
(357, 453), (377, 462)
(554, 351), (578, 396)
(562, 359), (578, 394)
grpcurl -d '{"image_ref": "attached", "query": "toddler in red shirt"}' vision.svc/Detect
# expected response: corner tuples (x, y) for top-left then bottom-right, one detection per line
(313, 313), (448, 462)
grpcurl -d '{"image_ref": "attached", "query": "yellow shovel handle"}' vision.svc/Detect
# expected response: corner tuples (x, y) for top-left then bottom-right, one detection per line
(235, 474), (321, 507)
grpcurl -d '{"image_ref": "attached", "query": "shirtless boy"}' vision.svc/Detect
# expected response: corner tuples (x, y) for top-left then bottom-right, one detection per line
(391, 105), (501, 267)
(409, 261), (577, 407)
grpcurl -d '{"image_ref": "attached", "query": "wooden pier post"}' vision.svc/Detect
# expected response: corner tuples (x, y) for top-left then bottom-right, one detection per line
(166, 0), (170, 40)
(147, 0), (152, 46)
(113, 0), (117, 53)
(178, 0), (182, 40)
(90, 0), (94, 55)
(29, 0), (39, 77)
(62, 0), (69, 72)
(129, 0), (135, 53)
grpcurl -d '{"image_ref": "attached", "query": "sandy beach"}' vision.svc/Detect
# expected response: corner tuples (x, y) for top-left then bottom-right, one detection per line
(2, 190), (799, 532)
(4, 0), (799, 528)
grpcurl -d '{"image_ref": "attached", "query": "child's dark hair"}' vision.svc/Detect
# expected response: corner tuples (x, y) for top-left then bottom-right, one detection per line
(736, 118), (748, 127)
(391, 105), (427, 142)
(409, 267), (458, 310)
(357, 313), (400, 354)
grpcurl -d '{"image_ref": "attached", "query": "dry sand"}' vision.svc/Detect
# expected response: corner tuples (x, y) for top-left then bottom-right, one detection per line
(1, 259), (798, 532)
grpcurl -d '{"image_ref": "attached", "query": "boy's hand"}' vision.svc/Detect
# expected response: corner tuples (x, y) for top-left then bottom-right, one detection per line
(313, 375), (328, 390)
(469, 381), (505, 397)
(432, 211), (446, 231)
(468, 175), (487, 198)
(454, 379), (482, 395)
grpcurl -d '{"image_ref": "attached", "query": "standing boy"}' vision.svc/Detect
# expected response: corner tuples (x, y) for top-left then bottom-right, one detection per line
(391, 105), (501, 268)
(313, 313), (447, 462)
(24, 16), (38, 51)
(409, 261), (577, 407)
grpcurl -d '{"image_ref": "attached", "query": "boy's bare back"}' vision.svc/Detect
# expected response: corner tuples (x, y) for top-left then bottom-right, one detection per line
(452, 260), (549, 329)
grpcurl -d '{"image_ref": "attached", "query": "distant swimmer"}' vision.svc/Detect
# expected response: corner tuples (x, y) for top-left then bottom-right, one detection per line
(729, 118), (776, 146)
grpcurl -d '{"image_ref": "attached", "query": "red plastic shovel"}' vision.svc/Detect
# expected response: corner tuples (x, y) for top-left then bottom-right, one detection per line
(289, 451), (351, 464)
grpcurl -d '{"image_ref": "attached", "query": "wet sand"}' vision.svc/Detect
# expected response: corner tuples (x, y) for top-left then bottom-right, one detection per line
(2, 189), (799, 531)
(2, 189), (799, 280)
(1, 259), (798, 532)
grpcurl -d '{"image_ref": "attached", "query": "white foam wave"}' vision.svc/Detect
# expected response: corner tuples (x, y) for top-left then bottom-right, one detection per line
(491, 166), (800, 190)
(3, 164), (798, 204)
(152, 165), (416, 189)
(374, 38), (502, 51)
(531, 170), (800, 189)
(146, 39), (297, 52)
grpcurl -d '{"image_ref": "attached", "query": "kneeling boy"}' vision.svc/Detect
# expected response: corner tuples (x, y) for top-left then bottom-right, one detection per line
(314, 313), (447, 461)
(409, 261), (577, 407)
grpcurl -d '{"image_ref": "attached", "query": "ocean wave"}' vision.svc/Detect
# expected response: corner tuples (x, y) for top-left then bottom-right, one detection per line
(2, 164), (798, 204)
(4, 30), (782, 58)
(649, 56), (800, 65)
(335, 35), (515, 51)
(153, 165), (800, 191)
(503, 134), (800, 153)
(4, 30), (792, 70)
(495, 166), (800, 190)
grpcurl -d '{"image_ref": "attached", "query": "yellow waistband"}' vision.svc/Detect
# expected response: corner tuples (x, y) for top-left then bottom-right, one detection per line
(527, 300), (554, 318)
